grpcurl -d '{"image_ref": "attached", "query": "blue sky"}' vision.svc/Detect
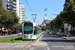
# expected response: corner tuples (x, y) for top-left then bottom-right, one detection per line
(19, 0), (65, 25)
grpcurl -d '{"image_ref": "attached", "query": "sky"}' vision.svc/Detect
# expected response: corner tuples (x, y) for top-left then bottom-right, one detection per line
(19, 0), (65, 25)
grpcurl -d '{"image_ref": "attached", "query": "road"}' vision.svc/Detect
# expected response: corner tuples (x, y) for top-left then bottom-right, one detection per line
(0, 34), (18, 40)
(32, 31), (75, 50)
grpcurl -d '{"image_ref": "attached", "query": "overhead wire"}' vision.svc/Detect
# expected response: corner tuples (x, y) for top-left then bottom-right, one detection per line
(25, 0), (33, 13)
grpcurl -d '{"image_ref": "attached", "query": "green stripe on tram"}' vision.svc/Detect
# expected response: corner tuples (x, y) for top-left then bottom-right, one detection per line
(36, 26), (41, 29)
(33, 33), (41, 37)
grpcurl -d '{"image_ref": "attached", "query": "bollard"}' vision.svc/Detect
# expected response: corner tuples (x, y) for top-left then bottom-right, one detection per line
(13, 37), (15, 43)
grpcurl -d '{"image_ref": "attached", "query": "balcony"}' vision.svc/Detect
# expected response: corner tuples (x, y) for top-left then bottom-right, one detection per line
(8, 3), (16, 7)
(13, 1), (16, 4)
(13, 5), (16, 7)
(7, 7), (13, 10)
(23, 15), (25, 16)
(23, 17), (25, 18)
(13, 8), (16, 10)
(13, 0), (16, 2)
(7, 0), (16, 4)
(7, 0), (13, 3)
(7, 3), (13, 7)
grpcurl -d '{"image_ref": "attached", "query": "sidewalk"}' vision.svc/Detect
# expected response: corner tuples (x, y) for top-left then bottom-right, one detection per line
(0, 42), (34, 50)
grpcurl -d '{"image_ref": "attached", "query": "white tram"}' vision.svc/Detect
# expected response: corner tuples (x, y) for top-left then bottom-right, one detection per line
(22, 23), (41, 40)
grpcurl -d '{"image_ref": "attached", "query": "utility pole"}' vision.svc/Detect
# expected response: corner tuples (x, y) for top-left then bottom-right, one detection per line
(32, 14), (37, 23)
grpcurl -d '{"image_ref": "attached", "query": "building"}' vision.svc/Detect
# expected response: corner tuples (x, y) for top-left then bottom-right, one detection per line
(19, 3), (25, 24)
(2, 0), (19, 17)
(2, 0), (25, 24)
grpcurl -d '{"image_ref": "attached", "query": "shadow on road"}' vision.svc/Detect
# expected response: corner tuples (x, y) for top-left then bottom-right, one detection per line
(42, 35), (63, 38)
(41, 39), (75, 42)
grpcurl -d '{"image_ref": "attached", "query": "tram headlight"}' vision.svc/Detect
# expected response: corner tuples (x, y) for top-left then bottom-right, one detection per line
(30, 35), (32, 38)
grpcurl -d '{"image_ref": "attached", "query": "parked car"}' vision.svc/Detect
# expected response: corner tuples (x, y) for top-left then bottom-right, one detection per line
(18, 32), (22, 36)
(48, 31), (52, 35)
(56, 32), (64, 36)
(52, 31), (57, 35)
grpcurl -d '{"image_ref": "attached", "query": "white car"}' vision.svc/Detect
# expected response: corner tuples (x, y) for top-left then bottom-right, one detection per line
(18, 32), (22, 36)
(56, 32), (64, 36)
(48, 31), (52, 35)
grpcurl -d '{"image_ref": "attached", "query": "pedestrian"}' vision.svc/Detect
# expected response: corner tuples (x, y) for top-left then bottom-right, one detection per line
(8, 29), (10, 35)
(2, 29), (5, 36)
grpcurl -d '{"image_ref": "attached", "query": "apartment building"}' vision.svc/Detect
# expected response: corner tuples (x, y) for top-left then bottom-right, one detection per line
(2, 0), (19, 17)
(19, 3), (25, 24)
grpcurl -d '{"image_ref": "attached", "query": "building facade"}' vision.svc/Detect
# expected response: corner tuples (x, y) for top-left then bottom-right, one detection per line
(2, 0), (25, 24)
(2, 0), (19, 17)
(19, 3), (25, 24)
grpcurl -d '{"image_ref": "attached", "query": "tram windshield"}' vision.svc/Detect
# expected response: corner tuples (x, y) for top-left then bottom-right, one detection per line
(24, 31), (33, 34)
(24, 23), (33, 34)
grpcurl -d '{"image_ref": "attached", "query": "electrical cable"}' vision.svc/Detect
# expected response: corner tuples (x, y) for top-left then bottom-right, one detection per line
(25, 0), (33, 13)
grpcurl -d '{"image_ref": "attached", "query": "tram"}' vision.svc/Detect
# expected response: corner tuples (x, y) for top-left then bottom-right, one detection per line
(22, 23), (41, 40)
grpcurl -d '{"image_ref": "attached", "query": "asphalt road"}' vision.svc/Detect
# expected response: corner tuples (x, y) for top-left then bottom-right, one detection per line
(33, 31), (75, 50)
(0, 34), (19, 40)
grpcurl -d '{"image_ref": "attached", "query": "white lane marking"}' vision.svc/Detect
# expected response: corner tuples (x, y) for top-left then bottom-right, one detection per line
(47, 46), (50, 50)
(30, 47), (34, 50)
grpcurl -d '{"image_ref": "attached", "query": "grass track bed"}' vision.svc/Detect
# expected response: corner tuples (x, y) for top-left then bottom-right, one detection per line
(0, 32), (44, 43)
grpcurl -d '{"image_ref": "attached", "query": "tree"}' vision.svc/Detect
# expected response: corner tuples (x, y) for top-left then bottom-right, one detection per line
(8, 11), (19, 31)
(61, 0), (75, 27)
(49, 14), (64, 30)
(22, 21), (31, 23)
(16, 21), (32, 32)
(0, 0), (2, 7)
(16, 24), (22, 32)
(0, 0), (4, 27)
(0, 0), (19, 35)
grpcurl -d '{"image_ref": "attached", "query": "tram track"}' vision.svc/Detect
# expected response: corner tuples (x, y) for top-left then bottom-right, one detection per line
(21, 42), (32, 50)
(6, 43), (20, 50)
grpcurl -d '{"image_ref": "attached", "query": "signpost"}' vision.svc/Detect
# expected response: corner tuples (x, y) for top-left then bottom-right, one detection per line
(64, 23), (68, 36)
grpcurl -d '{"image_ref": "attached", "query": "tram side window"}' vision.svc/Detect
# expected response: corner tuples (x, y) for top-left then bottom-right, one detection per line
(35, 27), (41, 34)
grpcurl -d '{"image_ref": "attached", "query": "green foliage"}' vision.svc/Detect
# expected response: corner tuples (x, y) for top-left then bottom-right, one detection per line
(49, 0), (75, 30)
(41, 26), (46, 30)
(16, 24), (22, 32)
(9, 11), (19, 31)
(0, 36), (22, 42)
(62, 0), (75, 26)
(22, 21), (31, 23)
(49, 14), (64, 30)
(0, 0), (3, 7)
(0, 2), (19, 31)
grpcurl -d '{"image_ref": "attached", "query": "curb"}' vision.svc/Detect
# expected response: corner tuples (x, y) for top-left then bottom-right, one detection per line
(31, 32), (48, 47)
(35, 33), (43, 43)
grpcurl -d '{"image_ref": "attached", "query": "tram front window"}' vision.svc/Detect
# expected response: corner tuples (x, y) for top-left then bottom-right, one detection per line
(24, 31), (32, 34)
